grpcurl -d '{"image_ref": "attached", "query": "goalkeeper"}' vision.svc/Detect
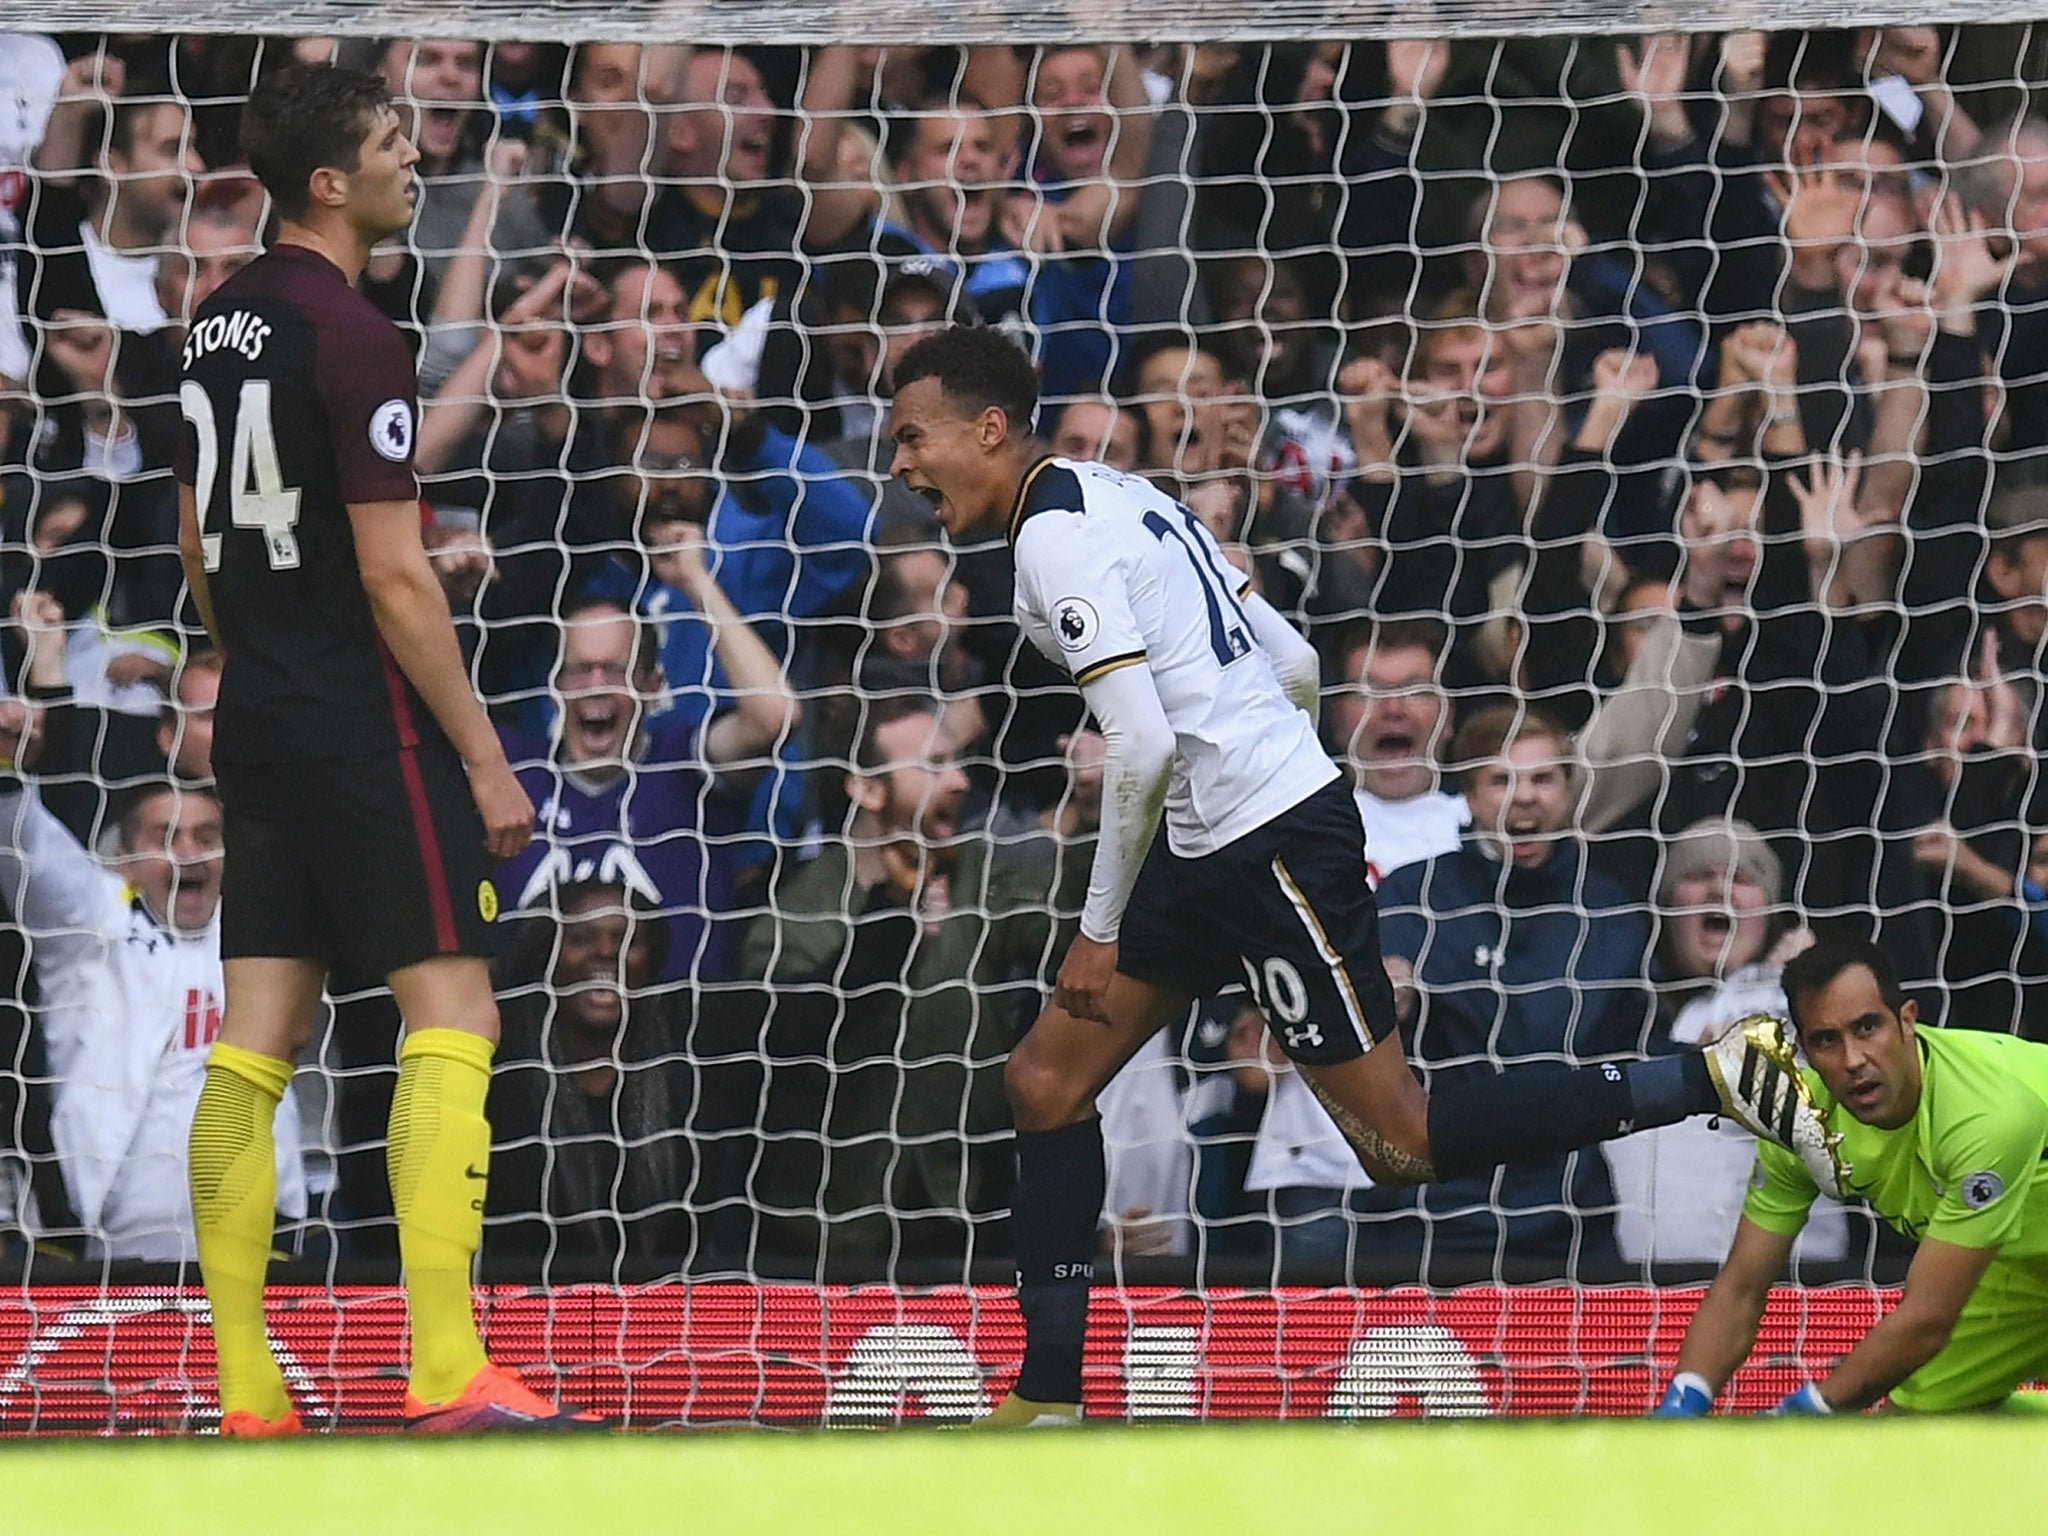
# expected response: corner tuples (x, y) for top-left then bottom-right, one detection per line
(1659, 934), (2048, 1415)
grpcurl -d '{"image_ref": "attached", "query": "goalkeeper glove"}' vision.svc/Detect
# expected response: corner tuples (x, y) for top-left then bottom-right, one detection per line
(1766, 1383), (1832, 1416)
(1652, 1373), (1714, 1417)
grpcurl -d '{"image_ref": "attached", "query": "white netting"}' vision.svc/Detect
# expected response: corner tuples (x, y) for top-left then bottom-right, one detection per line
(2, 19), (2046, 1427)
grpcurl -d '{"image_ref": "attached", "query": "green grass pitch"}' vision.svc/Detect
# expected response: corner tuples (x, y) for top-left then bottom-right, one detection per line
(10, 1419), (2044, 1536)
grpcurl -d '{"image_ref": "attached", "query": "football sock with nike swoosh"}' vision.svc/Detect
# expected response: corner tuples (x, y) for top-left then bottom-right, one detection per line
(190, 1042), (296, 1421)
(387, 1028), (496, 1405)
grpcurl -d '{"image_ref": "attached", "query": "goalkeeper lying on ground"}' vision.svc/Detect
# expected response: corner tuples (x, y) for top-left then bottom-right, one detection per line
(1659, 933), (2048, 1415)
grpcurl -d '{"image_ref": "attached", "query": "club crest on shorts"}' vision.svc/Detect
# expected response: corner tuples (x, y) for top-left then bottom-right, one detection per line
(1961, 1170), (2005, 1209)
(477, 879), (500, 923)
(370, 399), (413, 462)
(1052, 597), (1098, 652)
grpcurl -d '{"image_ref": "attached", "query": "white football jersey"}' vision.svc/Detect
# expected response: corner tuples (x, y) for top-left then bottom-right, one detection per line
(1010, 457), (1337, 856)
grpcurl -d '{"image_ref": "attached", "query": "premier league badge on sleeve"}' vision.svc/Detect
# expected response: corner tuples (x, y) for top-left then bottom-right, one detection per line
(370, 398), (413, 461)
(1053, 597), (1098, 653)
(1961, 1170), (2006, 1209)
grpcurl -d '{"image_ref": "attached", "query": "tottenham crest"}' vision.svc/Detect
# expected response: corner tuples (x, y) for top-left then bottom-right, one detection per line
(370, 398), (413, 461)
(1052, 596), (1098, 653)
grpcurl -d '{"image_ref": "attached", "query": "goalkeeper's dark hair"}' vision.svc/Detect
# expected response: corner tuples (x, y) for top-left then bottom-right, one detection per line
(241, 62), (393, 222)
(894, 325), (1040, 438)
(1780, 934), (1910, 1035)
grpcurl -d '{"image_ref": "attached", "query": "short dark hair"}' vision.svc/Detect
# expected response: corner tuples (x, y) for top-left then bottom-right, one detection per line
(1780, 934), (1909, 1035)
(108, 89), (178, 161)
(560, 594), (661, 681)
(242, 62), (392, 222)
(893, 325), (1039, 437)
(854, 693), (942, 773)
(1364, 617), (1450, 666)
(504, 877), (671, 993)
(115, 780), (219, 853)
(868, 542), (947, 625)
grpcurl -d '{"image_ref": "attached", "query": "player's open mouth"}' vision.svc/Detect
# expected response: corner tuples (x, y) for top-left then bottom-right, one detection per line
(1699, 911), (1733, 937)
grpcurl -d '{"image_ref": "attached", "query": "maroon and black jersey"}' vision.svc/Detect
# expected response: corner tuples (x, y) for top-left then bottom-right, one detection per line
(175, 243), (439, 766)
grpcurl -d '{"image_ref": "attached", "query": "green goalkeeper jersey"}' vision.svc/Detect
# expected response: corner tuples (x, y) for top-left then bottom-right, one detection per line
(1745, 1027), (2048, 1266)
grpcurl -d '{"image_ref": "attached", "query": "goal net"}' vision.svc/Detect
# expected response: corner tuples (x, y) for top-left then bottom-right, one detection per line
(1, 9), (2045, 1427)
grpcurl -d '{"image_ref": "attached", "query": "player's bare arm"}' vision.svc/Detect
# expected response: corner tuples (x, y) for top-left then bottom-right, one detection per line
(348, 497), (533, 861)
(176, 484), (224, 653)
(1055, 660), (1176, 1024)
(1814, 1237), (1999, 1412)
(1670, 1215), (1797, 1399)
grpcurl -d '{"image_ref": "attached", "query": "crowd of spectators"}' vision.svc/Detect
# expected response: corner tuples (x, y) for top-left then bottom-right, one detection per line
(3, 26), (2048, 1283)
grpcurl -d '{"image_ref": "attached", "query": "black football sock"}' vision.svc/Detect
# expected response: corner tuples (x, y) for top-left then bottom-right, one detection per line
(1010, 1116), (1105, 1405)
(1426, 1055), (1717, 1181)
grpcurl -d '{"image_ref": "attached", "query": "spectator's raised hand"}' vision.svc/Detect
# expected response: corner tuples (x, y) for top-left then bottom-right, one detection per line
(55, 50), (124, 106)
(1975, 628), (2027, 752)
(9, 589), (69, 692)
(1338, 353), (1399, 467)
(645, 514), (712, 597)
(1386, 37), (1449, 103)
(424, 523), (495, 610)
(1913, 820), (2014, 899)
(1578, 346), (1659, 453)
(1873, 26), (1944, 87)
(492, 262), (573, 405)
(1718, 320), (1796, 399)
(1381, 36), (1448, 139)
(1000, 188), (1067, 256)
(486, 134), (529, 184)
(1788, 450), (1867, 575)
(1928, 191), (2015, 327)
(1717, 32), (1767, 97)
(1617, 34), (1694, 150)
(1767, 925), (1816, 968)
(1766, 162), (1864, 290)
(0, 696), (44, 774)
(11, 588), (66, 644)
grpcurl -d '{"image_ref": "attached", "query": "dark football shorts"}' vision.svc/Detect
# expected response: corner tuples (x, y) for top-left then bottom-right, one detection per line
(216, 740), (501, 976)
(1116, 776), (1399, 1066)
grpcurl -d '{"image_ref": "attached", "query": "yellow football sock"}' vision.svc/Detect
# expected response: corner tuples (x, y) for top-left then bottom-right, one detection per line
(388, 1027), (496, 1405)
(190, 1042), (294, 1422)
